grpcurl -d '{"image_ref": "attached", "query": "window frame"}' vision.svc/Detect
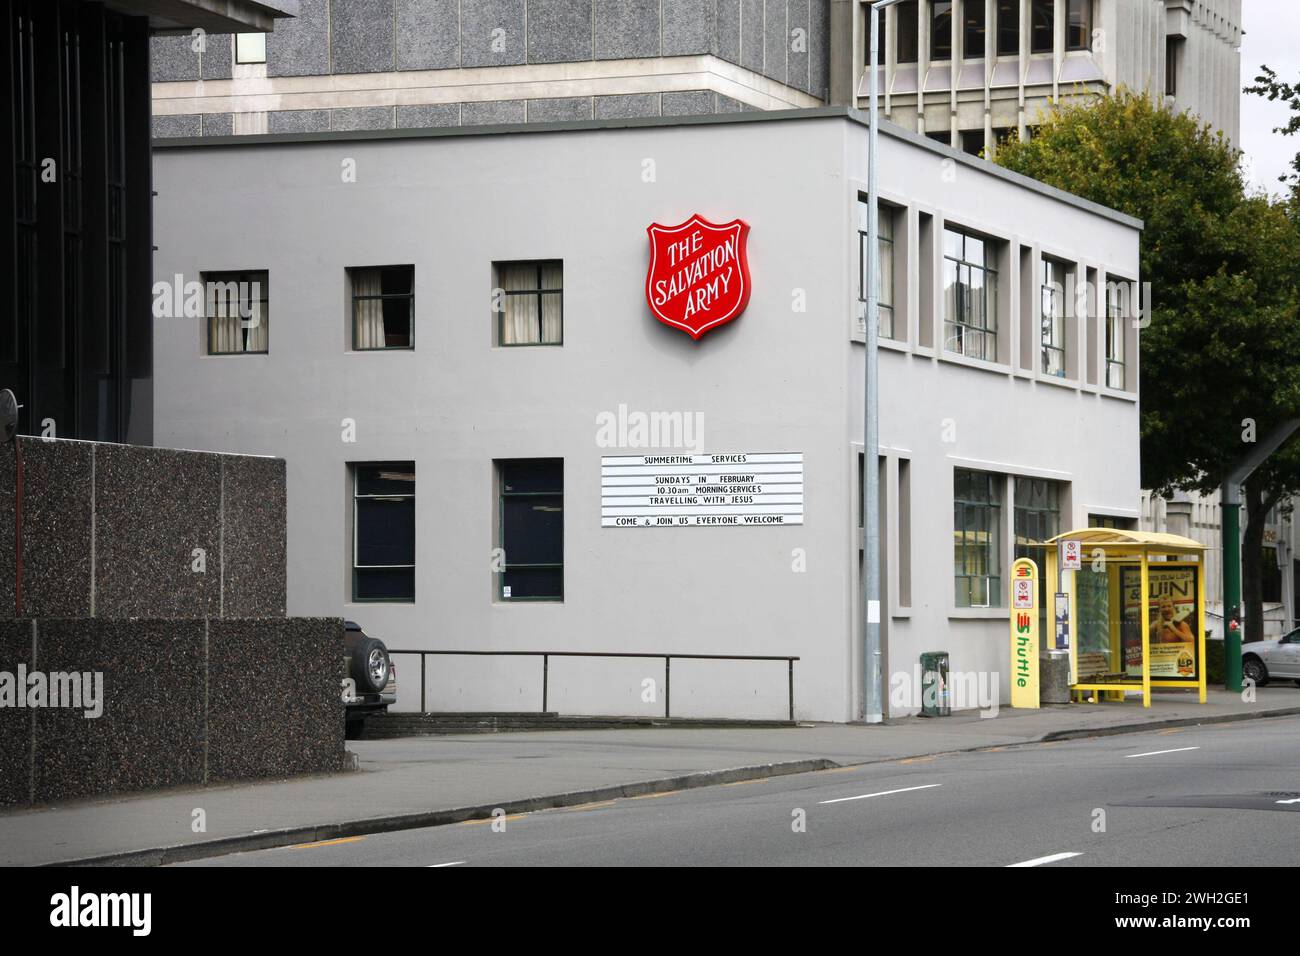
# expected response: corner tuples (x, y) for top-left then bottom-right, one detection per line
(943, 227), (999, 362)
(1065, 0), (1091, 52)
(1105, 281), (1127, 389)
(350, 264), (415, 351)
(996, 0), (1020, 57)
(954, 468), (1003, 609)
(495, 260), (564, 347)
(964, 1), (987, 59)
(497, 459), (564, 602)
(351, 462), (416, 604)
(931, 0), (953, 61)
(1040, 257), (1068, 378)
(858, 199), (897, 340)
(204, 269), (269, 356)
(895, 0), (919, 63)
(1030, 0), (1054, 54)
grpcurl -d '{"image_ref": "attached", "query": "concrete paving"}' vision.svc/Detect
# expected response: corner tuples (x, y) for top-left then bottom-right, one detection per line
(3, 686), (1297, 866)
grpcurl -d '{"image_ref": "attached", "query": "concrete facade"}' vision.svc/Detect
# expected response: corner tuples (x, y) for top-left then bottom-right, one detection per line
(150, 0), (829, 136)
(150, 109), (1141, 721)
(851, 0), (1241, 154)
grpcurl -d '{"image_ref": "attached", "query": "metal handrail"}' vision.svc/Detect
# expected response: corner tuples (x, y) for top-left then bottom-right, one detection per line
(386, 649), (801, 721)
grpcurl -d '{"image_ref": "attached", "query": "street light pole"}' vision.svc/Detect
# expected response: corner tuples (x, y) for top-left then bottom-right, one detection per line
(863, 0), (899, 724)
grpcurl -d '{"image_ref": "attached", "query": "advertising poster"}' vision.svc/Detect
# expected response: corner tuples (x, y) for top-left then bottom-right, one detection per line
(1120, 565), (1199, 681)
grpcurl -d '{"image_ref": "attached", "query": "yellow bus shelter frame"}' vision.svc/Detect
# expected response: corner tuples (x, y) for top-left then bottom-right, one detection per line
(1046, 529), (1208, 708)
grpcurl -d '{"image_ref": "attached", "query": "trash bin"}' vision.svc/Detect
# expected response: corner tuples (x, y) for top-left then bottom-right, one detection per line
(1040, 649), (1070, 704)
(920, 651), (951, 717)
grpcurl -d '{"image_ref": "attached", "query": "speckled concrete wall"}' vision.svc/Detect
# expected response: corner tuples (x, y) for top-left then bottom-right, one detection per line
(0, 438), (286, 621)
(0, 618), (344, 806)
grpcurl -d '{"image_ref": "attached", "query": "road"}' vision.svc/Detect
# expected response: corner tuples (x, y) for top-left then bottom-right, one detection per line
(182, 716), (1300, 866)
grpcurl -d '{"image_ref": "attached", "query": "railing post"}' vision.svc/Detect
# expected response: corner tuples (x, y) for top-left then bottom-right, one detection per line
(664, 656), (671, 719)
(420, 653), (426, 714)
(788, 658), (794, 721)
(542, 653), (549, 713)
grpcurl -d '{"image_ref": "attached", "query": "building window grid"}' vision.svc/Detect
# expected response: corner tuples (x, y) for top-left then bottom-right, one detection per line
(943, 228), (999, 362)
(352, 463), (416, 603)
(955, 469), (1002, 608)
(858, 201), (896, 339)
(1040, 258), (1067, 378)
(497, 261), (563, 346)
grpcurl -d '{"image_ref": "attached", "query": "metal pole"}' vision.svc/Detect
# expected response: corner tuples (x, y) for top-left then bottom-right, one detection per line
(788, 659), (795, 721)
(542, 653), (549, 712)
(420, 652), (426, 713)
(1221, 496), (1242, 693)
(862, 1), (889, 724)
(664, 656), (671, 718)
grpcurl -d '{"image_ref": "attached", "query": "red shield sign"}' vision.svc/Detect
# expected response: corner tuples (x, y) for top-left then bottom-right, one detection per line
(646, 214), (751, 339)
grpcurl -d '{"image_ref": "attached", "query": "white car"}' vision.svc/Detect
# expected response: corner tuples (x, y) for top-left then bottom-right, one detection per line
(1242, 629), (1300, 686)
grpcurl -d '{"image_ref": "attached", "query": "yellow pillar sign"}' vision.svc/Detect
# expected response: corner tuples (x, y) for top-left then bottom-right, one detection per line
(1010, 558), (1040, 709)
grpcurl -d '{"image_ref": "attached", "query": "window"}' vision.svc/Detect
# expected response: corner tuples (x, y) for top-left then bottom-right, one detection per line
(205, 270), (268, 354)
(496, 261), (562, 346)
(858, 200), (896, 339)
(1089, 514), (1135, 530)
(1040, 257), (1067, 377)
(350, 265), (413, 350)
(352, 463), (416, 602)
(996, 0), (1019, 56)
(943, 228), (998, 361)
(1031, 0), (1054, 53)
(235, 33), (266, 64)
(1165, 37), (1182, 96)
(1014, 477), (1061, 622)
(960, 129), (986, 156)
(896, 0), (919, 63)
(931, 1), (952, 60)
(1066, 0), (1091, 51)
(498, 459), (563, 600)
(965, 0), (986, 58)
(866, 1), (887, 64)
(955, 469), (1002, 608)
(1105, 282), (1127, 389)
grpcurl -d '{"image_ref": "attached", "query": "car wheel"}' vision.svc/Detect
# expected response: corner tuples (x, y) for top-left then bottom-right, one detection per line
(352, 636), (391, 695)
(1242, 655), (1268, 687)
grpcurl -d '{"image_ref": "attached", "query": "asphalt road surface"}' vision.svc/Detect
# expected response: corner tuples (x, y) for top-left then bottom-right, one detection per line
(183, 716), (1300, 867)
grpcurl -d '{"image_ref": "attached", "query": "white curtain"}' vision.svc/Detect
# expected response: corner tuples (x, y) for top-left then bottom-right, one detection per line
(500, 263), (540, 345)
(353, 268), (384, 349)
(540, 261), (562, 344)
(210, 282), (240, 353)
(244, 278), (268, 352)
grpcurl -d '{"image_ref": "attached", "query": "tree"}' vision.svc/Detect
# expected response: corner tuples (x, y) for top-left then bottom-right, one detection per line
(996, 90), (1300, 643)
(1245, 66), (1300, 198)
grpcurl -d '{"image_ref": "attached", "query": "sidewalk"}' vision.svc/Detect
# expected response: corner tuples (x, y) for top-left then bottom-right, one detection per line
(4, 688), (1297, 866)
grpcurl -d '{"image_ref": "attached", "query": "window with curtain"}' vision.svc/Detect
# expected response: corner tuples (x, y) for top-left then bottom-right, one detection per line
(1031, 0), (1054, 53)
(351, 265), (414, 350)
(498, 459), (563, 601)
(964, 0), (986, 58)
(1105, 281), (1127, 389)
(943, 227), (998, 361)
(955, 469), (1002, 608)
(996, 0), (1019, 56)
(931, 1), (953, 60)
(352, 463), (416, 602)
(496, 261), (563, 346)
(1066, 0), (1091, 50)
(857, 199), (896, 339)
(205, 270), (268, 355)
(1041, 257), (1067, 377)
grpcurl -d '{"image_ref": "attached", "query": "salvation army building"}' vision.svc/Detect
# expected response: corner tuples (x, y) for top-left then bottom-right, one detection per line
(151, 107), (1142, 721)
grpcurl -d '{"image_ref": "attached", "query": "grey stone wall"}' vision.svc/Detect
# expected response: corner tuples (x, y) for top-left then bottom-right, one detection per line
(1, 618), (344, 806)
(150, 1), (828, 94)
(0, 438), (287, 620)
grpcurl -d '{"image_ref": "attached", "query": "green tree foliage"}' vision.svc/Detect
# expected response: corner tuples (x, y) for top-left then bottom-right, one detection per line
(996, 90), (1300, 640)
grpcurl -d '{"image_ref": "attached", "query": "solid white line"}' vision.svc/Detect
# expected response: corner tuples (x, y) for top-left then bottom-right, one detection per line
(428, 861), (466, 867)
(1008, 852), (1082, 868)
(818, 783), (942, 805)
(1124, 746), (1200, 758)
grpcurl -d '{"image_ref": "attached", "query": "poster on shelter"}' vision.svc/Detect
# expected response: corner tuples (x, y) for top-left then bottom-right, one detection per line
(1120, 565), (1198, 681)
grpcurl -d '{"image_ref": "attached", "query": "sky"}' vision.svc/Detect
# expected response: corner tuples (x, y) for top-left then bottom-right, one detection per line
(1239, 0), (1300, 196)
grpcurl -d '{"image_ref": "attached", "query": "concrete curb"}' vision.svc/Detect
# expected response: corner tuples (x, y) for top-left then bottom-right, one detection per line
(45, 758), (839, 868)
(1037, 704), (1300, 742)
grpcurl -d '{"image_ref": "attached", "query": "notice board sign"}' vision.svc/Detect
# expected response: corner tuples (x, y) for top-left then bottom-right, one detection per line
(601, 453), (803, 527)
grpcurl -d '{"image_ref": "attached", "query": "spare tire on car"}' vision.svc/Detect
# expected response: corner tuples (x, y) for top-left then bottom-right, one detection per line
(352, 635), (391, 695)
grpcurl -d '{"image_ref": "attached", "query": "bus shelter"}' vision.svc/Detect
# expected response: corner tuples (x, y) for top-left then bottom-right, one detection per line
(1046, 529), (1208, 708)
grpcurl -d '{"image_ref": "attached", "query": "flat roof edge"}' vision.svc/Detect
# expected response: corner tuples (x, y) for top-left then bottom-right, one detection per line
(152, 105), (1143, 230)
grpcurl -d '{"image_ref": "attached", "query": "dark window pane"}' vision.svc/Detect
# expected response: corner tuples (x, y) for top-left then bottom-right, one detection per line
(1031, 0), (1053, 53)
(356, 465), (416, 496)
(1066, 0), (1090, 50)
(355, 567), (415, 601)
(502, 497), (564, 565)
(356, 498), (415, 566)
(932, 1), (952, 59)
(997, 0), (1019, 55)
(382, 296), (411, 347)
(502, 566), (563, 600)
(896, 0), (918, 62)
(501, 459), (563, 494)
(380, 266), (413, 295)
(965, 1), (986, 58)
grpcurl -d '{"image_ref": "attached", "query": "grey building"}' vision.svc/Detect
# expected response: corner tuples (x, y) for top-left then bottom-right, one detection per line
(150, 1), (830, 137)
(841, 0), (1242, 156)
(150, 109), (1142, 720)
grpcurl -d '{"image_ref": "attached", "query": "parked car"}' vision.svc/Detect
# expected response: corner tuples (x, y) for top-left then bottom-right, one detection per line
(1242, 628), (1300, 687)
(344, 620), (396, 737)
